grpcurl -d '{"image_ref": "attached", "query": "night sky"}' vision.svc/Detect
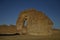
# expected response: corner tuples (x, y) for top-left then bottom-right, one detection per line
(0, 0), (60, 29)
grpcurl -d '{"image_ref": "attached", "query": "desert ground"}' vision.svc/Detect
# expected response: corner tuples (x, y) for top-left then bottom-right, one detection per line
(0, 29), (60, 40)
(0, 25), (60, 40)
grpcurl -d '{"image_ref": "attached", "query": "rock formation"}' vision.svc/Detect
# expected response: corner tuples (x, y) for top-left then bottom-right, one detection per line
(16, 8), (53, 36)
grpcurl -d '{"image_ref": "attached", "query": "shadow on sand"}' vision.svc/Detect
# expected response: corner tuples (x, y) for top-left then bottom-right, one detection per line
(0, 33), (20, 36)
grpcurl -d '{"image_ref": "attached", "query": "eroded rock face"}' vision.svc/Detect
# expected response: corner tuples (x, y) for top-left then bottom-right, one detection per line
(16, 9), (53, 35)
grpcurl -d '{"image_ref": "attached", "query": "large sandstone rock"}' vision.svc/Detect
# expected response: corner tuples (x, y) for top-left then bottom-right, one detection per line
(16, 8), (53, 36)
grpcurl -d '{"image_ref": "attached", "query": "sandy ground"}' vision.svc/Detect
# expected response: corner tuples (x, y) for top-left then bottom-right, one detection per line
(0, 35), (60, 40)
(0, 25), (60, 40)
(0, 31), (60, 40)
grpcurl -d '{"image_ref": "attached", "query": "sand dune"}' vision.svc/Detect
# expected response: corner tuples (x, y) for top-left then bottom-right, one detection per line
(0, 26), (17, 34)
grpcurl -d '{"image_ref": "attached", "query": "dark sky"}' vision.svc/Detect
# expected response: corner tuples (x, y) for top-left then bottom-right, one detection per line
(0, 0), (60, 29)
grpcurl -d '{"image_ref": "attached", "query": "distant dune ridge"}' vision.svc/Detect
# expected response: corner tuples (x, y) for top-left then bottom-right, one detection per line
(0, 25), (17, 34)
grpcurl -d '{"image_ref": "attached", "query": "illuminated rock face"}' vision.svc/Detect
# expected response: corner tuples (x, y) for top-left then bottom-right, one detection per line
(16, 9), (53, 35)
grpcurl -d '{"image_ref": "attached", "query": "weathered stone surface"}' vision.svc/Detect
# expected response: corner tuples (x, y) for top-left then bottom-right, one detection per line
(16, 8), (53, 36)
